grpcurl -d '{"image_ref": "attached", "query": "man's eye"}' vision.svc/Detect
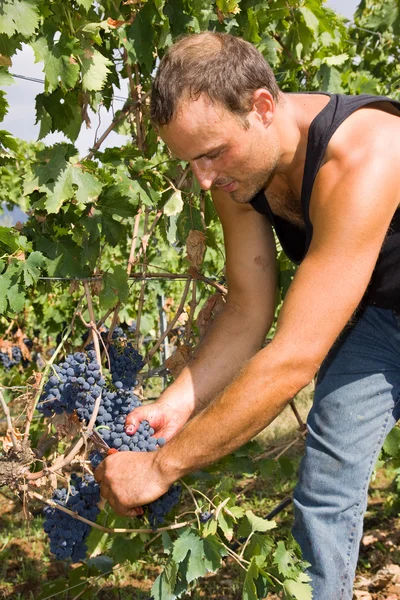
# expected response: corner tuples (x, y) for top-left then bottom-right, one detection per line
(207, 151), (221, 159)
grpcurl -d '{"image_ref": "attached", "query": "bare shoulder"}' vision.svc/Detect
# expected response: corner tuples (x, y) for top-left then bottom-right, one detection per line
(325, 101), (400, 169)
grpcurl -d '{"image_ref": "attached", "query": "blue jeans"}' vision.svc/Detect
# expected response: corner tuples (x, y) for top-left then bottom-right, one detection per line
(292, 307), (400, 600)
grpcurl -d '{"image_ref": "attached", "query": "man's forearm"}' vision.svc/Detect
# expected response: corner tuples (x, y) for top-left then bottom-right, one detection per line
(155, 339), (314, 482)
(161, 300), (272, 416)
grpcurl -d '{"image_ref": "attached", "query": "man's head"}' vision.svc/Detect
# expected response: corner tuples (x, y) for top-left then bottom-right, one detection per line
(151, 32), (283, 203)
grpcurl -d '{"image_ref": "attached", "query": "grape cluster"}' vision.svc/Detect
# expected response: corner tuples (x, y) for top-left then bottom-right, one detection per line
(37, 350), (105, 419)
(43, 474), (100, 562)
(147, 485), (182, 529)
(0, 339), (32, 369)
(100, 414), (165, 453)
(108, 342), (143, 389)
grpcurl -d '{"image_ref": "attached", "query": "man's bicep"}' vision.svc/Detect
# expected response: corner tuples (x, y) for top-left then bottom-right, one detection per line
(212, 190), (277, 326)
(273, 155), (400, 373)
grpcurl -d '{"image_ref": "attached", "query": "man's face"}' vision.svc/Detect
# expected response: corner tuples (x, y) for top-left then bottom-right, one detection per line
(159, 93), (280, 204)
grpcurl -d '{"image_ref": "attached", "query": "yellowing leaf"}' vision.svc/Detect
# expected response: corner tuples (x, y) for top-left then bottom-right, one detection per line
(164, 190), (183, 216)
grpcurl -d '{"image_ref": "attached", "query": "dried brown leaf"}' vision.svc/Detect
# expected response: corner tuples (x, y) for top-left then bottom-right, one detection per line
(197, 293), (225, 338)
(186, 230), (206, 269)
(165, 345), (192, 378)
(1, 430), (23, 453)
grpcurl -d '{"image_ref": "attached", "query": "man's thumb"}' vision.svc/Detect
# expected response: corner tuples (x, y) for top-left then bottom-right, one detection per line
(124, 406), (147, 434)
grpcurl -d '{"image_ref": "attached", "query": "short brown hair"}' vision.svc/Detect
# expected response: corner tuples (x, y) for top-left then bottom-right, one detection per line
(150, 32), (281, 126)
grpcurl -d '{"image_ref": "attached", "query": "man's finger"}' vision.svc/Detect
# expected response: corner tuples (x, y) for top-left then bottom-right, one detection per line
(94, 460), (106, 482)
(99, 481), (111, 500)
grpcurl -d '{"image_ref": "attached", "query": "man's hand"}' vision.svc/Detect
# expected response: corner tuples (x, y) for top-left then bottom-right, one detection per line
(94, 451), (172, 517)
(124, 396), (192, 441)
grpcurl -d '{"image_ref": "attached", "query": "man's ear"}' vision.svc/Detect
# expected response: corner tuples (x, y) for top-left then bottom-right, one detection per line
(252, 89), (275, 128)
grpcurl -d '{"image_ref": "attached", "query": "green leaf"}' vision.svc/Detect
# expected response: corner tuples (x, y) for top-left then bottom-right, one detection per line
(383, 426), (400, 458)
(322, 53), (349, 66)
(238, 511), (276, 538)
(81, 48), (112, 92)
(164, 190), (183, 216)
(22, 251), (45, 286)
(7, 280), (25, 313)
(36, 236), (90, 278)
(246, 533), (274, 561)
(299, 6), (320, 34)
(0, 226), (19, 251)
(71, 166), (103, 205)
(202, 536), (226, 571)
(43, 165), (74, 213)
(99, 266), (129, 310)
(284, 575), (313, 600)
(318, 65), (343, 93)
(0, 0), (40, 38)
(151, 557), (178, 600)
(0, 274), (10, 312)
(162, 531), (173, 555)
(172, 529), (199, 564)
(0, 129), (18, 152)
(273, 541), (299, 579)
(76, 0), (93, 10)
(125, 2), (157, 72)
(0, 67), (13, 86)
(86, 555), (114, 573)
(109, 536), (144, 564)
(242, 557), (259, 600)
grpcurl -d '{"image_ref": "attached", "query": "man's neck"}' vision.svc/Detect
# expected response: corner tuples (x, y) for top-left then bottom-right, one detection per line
(273, 92), (331, 190)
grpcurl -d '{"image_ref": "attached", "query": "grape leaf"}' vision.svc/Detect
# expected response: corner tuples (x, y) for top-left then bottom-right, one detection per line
(22, 251), (45, 286)
(238, 511), (276, 537)
(383, 426), (400, 458)
(164, 190), (183, 216)
(71, 166), (103, 204)
(99, 266), (129, 310)
(185, 543), (208, 583)
(32, 37), (80, 91)
(0, 226), (19, 251)
(151, 557), (178, 600)
(109, 537), (144, 564)
(81, 48), (112, 92)
(273, 541), (299, 579)
(0, 0), (40, 38)
(246, 533), (274, 561)
(36, 235), (90, 277)
(202, 536), (226, 571)
(172, 529), (199, 563)
(242, 557), (259, 600)
(0, 68), (13, 86)
(0, 129), (18, 152)
(284, 576), (313, 600)
(0, 274), (10, 312)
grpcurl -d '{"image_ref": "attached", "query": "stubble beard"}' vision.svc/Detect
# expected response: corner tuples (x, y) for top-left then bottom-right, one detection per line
(230, 163), (279, 204)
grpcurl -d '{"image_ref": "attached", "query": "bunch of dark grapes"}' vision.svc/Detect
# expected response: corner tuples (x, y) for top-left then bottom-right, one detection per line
(147, 485), (182, 529)
(43, 474), (100, 562)
(37, 350), (105, 419)
(0, 339), (32, 369)
(108, 342), (143, 389)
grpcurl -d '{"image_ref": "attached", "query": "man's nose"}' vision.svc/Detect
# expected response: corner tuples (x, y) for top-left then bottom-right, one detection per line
(190, 159), (216, 191)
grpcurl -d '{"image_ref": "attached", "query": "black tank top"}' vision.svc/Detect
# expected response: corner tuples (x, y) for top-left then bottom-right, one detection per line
(250, 93), (400, 313)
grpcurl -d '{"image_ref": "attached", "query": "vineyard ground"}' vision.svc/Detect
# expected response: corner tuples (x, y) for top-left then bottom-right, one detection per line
(1, 389), (399, 600)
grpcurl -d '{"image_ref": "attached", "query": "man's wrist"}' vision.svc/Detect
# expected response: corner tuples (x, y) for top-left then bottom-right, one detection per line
(153, 443), (188, 487)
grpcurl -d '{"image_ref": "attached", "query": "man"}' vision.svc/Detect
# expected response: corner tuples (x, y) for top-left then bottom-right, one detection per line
(95, 32), (400, 599)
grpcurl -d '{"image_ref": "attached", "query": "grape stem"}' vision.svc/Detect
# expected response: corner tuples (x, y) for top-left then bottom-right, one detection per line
(30, 491), (197, 534)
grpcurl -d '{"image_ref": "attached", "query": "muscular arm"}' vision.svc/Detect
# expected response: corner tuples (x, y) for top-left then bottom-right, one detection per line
(155, 148), (400, 482)
(159, 189), (277, 416)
